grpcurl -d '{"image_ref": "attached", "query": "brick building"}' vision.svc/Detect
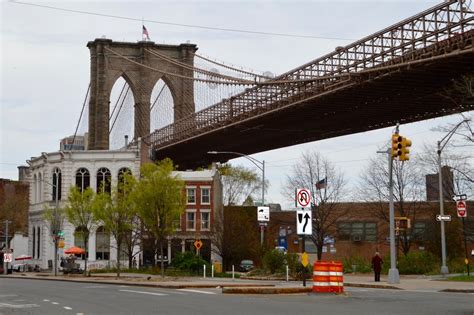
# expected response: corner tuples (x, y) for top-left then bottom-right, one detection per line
(226, 201), (474, 266)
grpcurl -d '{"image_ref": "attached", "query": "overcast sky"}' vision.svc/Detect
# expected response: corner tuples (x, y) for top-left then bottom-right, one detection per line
(1, 0), (472, 208)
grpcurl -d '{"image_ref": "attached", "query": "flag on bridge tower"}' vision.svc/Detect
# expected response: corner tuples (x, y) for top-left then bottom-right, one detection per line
(142, 25), (150, 40)
(315, 177), (327, 190)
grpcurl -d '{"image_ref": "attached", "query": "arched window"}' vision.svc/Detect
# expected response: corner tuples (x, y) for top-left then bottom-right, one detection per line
(118, 168), (132, 194)
(74, 227), (87, 259)
(52, 167), (62, 200)
(38, 173), (43, 202)
(96, 167), (111, 194)
(95, 226), (110, 260)
(75, 168), (90, 192)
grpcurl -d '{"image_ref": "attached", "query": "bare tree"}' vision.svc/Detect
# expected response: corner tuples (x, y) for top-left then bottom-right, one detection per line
(283, 151), (347, 260)
(358, 152), (426, 256)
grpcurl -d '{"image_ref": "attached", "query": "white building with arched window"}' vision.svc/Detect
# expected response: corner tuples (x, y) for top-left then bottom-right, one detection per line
(27, 148), (141, 270)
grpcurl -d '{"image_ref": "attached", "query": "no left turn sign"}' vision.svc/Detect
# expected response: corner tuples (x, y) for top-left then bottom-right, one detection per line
(296, 188), (311, 208)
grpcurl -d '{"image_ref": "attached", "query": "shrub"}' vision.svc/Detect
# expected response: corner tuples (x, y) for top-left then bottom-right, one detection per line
(171, 252), (210, 273)
(262, 249), (286, 274)
(398, 251), (438, 274)
(342, 256), (372, 273)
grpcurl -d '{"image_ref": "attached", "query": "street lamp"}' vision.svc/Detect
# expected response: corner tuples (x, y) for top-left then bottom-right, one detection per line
(208, 151), (266, 245)
(436, 118), (470, 275)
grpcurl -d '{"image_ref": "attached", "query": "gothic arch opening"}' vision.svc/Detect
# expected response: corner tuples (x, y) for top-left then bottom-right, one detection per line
(150, 78), (175, 131)
(109, 76), (135, 149)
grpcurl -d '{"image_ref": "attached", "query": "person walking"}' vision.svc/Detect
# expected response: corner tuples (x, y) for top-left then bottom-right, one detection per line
(372, 251), (383, 282)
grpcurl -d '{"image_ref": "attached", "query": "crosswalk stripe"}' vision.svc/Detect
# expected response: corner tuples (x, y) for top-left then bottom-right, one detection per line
(177, 289), (216, 295)
(119, 289), (167, 296)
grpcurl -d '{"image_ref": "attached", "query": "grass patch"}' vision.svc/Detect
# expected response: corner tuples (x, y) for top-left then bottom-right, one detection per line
(445, 275), (474, 282)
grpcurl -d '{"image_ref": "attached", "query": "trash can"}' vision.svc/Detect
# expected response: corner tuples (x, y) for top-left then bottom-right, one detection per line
(213, 262), (222, 273)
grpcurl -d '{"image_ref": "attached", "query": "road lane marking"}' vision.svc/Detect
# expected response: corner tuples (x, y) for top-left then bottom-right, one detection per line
(177, 289), (217, 295)
(83, 285), (110, 289)
(0, 303), (39, 308)
(43, 299), (50, 302)
(119, 289), (167, 296)
(52, 302), (59, 305)
(64, 306), (72, 310)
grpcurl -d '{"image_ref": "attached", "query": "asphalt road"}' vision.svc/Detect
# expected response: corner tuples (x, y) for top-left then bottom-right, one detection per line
(0, 278), (472, 315)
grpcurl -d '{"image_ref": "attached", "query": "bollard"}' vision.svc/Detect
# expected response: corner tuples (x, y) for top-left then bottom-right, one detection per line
(203, 264), (206, 279)
(232, 265), (235, 280)
(286, 265), (289, 282)
(212, 264), (215, 278)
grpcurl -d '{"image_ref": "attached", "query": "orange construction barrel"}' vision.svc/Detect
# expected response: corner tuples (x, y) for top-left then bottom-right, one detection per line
(312, 261), (344, 293)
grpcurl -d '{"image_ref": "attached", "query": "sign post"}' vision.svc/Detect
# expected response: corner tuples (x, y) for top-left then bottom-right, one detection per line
(295, 188), (311, 287)
(257, 206), (270, 246)
(457, 200), (470, 276)
(194, 239), (203, 256)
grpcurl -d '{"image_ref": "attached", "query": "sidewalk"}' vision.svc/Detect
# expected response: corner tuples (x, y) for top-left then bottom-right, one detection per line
(1, 272), (472, 294)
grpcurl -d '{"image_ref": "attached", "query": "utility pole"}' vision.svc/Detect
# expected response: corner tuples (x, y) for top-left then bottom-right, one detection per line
(3, 220), (12, 275)
(436, 118), (470, 275)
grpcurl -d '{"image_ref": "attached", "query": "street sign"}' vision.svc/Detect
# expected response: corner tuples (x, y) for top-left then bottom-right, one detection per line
(456, 200), (467, 218)
(453, 194), (467, 201)
(436, 214), (452, 222)
(194, 239), (203, 250)
(301, 252), (309, 267)
(257, 206), (270, 222)
(4, 253), (12, 263)
(296, 209), (312, 235)
(295, 188), (311, 208)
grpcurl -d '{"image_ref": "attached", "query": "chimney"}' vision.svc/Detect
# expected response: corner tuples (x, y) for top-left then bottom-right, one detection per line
(124, 135), (129, 147)
(17, 166), (30, 182)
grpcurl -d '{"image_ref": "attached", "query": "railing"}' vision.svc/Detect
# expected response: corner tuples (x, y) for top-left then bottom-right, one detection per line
(147, 0), (473, 150)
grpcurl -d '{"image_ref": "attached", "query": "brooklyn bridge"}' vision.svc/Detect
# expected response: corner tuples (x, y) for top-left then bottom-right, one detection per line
(76, 0), (473, 169)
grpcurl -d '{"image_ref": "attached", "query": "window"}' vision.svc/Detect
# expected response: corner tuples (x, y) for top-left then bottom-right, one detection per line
(338, 222), (377, 241)
(95, 226), (110, 260)
(201, 187), (210, 205)
(74, 227), (87, 259)
(38, 173), (43, 202)
(32, 227), (36, 258)
(96, 167), (111, 194)
(33, 174), (37, 203)
(52, 168), (62, 201)
(186, 211), (196, 230)
(118, 168), (132, 195)
(75, 168), (90, 192)
(412, 222), (430, 241)
(187, 188), (196, 204)
(201, 210), (210, 230)
(37, 226), (41, 258)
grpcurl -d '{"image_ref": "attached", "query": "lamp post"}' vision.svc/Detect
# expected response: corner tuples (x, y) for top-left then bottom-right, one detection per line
(208, 151), (266, 245)
(41, 178), (61, 276)
(436, 118), (470, 275)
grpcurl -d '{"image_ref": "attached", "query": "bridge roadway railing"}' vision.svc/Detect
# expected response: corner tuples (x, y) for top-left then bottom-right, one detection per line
(147, 0), (473, 151)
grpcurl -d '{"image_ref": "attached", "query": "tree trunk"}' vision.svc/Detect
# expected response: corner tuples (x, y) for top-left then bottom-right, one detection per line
(84, 235), (89, 276)
(316, 242), (323, 260)
(116, 239), (121, 278)
(160, 239), (165, 279)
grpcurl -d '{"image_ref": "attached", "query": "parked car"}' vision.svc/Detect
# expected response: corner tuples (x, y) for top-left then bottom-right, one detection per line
(275, 246), (287, 254)
(239, 259), (254, 272)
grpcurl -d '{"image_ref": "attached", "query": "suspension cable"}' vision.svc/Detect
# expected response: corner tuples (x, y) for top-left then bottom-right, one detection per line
(71, 84), (90, 150)
(195, 53), (271, 79)
(109, 87), (130, 134)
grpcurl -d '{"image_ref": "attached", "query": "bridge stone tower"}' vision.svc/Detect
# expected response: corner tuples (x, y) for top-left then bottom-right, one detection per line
(87, 38), (197, 150)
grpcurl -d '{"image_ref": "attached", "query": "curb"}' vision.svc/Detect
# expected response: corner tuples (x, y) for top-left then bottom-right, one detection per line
(222, 286), (312, 294)
(439, 289), (474, 293)
(0, 275), (275, 289)
(344, 283), (402, 290)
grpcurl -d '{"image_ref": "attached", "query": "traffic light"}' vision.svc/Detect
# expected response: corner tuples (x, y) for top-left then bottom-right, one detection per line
(391, 133), (412, 161)
(399, 136), (412, 161)
(391, 133), (402, 159)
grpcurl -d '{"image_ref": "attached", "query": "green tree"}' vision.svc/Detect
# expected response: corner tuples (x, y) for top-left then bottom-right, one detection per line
(43, 203), (65, 276)
(220, 164), (265, 206)
(94, 172), (137, 278)
(65, 186), (97, 275)
(131, 159), (185, 278)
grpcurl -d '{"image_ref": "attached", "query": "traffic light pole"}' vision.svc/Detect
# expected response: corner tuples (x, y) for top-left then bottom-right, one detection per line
(387, 148), (400, 284)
